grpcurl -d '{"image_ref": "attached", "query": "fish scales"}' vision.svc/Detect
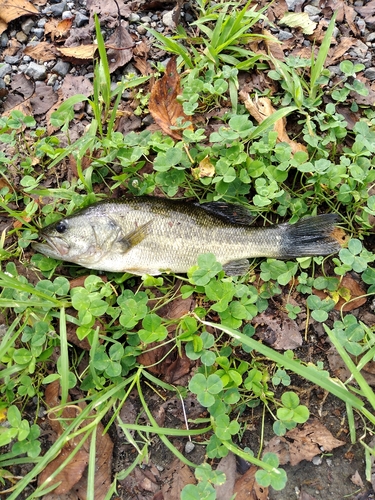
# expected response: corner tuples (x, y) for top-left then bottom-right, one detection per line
(32, 197), (341, 275)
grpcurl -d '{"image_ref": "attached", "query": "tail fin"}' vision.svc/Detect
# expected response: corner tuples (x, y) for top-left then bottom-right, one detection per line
(278, 214), (341, 258)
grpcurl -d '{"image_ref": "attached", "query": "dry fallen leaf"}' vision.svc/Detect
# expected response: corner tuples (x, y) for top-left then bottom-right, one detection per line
(0, 0), (38, 34)
(24, 42), (58, 62)
(280, 12), (317, 35)
(240, 93), (307, 154)
(326, 37), (356, 65)
(57, 45), (97, 61)
(215, 452), (236, 500)
(313, 274), (367, 312)
(264, 419), (345, 466)
(252, 311), (302, 350)
(233, 465), (268, 500)
(106, 21), (134, 73)
(149, 57), (192, 141)
(263, 29), (285, 62)
(44, 18), (73, 41)
(39, 381), (113, 499)
(161, 458), (196, 498)
(192, 156), (215, 180)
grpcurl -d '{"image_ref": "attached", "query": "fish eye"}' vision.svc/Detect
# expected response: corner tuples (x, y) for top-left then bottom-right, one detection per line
(55, 220), (68, 234)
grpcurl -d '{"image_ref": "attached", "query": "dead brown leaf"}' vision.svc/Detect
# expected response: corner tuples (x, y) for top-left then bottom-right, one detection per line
(44, 18), (73, 41)
(252, 311), (302, 350)
(192, 156), (215, 180)
(264, 419), (345, 466)
(313, 274), (367, 312)
(46, 75), (93, 134)
(354, 0), (375, 17)
(30, 82), (59, 116)
(39, 446), (89, 495)
(149, 57), (191, 141)
(38, 381), (113, 499)
(2, 38), (22, 57)
(265, 0), (288, 22)
(240, 93), (307, 154)
(343, 4), (359, 36)
(0, 0), (38, 35)
(86, 0), (131, 28)
(263, 29), (285, 62)
(320, 0), (345, 22)
(106, 21), (134, 73)
(326, 37), (356, 65)
(161, 458), (196, 498)
(24, 42), (58, 62)
(57, 45), (97, 61)
(215, 452), (236, 500)
(133, 41), (152, 76)
(351, 470), (365, 488)
(233, 465), (268, 500)
(137, 345), (192, 384)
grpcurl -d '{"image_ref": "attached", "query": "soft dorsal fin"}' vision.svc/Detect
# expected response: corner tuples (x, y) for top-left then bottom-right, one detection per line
(196, 201), (254, 226)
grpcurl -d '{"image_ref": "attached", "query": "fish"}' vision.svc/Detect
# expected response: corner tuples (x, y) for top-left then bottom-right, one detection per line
(32, 196), (341, 276)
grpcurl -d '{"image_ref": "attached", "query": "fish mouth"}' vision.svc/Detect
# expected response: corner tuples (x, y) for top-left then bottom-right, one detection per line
(37, 233), (70, 257)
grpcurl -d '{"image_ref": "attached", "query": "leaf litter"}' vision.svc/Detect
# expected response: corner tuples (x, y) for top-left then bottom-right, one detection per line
(39, 381), (113, 499)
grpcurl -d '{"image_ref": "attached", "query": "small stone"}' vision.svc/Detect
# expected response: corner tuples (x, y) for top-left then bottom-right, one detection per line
(0, 32), (8, 48)
(367, 32), (375, 42)
(47, 74), (58, 86)
(37, 19), (47, 28)
(364, 67), (375, 80)
(129, 13), (140, 22)
(141, 16), (151, 23)
(3, 74), (11, 85)
(137, 25), (147, 35)
(21, 18), (35, 35)
(142, 114), (154, 126)
(185, 441), (195, 454)
(52, 60), (71, 76)
(0, 79), (6, 95)
(75, 11), (89, 27)
(123, 63), (138, 76)
(43, 1), (67, 17)
(16, 31), (28, 43)
(62, 11), (73, 20)
(277, 30), (293, 41)
(0, 63), (11, 78)
(304, 5), (321, 16)
(285, 0), (300, 9)
(5, 55), (21, 64)
(162, 10), (175, 28)
(312, 455), (323, 465)
(23, 55), (31, 62)
(357, 18), (366, 33)
(32, 28), (45, 38)
(25, 61), (47, 80)
(351, 39), (368, 58)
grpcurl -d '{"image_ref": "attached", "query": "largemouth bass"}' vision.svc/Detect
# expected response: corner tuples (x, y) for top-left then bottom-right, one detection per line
(32, 197), (341, 275)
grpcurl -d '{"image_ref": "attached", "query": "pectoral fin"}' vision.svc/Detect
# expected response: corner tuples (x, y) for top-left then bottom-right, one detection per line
(117, 220), (153, 253)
